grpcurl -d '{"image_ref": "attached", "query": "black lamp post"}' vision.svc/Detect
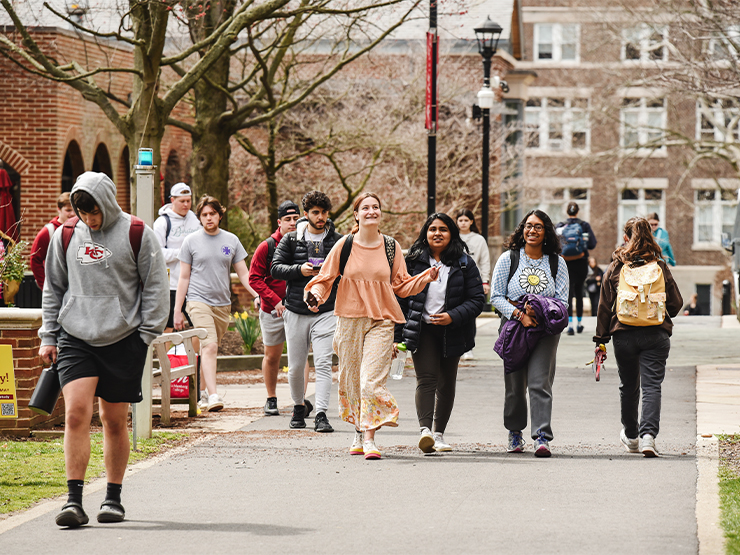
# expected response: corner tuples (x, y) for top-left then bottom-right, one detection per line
(474, 16), (503, 241)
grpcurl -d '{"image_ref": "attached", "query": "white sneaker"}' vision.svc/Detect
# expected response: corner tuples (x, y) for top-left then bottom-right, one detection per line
(418, 427), (435, 453)
(461, 351), (475, 361)
(207, 393), (224, 412)
(639, 434), (659, 457)
(198, 390), (208, 411)
(620, 429), (639, 453)
(433, 432), (452, 452)
(350, 431), (364, 455)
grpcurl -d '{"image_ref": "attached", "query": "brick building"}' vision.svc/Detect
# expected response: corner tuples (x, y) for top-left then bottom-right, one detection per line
(0, 27), (191, 248)
(496, 0), (736, 314)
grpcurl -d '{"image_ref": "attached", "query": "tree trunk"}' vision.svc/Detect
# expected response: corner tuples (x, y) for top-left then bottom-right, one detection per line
(266, 119), (279, 231)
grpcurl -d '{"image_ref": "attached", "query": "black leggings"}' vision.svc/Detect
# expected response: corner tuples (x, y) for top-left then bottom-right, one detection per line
(412, 323), (460, 433)
(566, 257), (589, 319)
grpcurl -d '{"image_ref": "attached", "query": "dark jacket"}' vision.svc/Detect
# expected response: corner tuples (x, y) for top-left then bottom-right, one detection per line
(395, 252), (485, 358)
(494, 294), (569, 374)
(594, 257), (683, 344)
(271, 218), (343, 315)
(555, 217), (597, 260)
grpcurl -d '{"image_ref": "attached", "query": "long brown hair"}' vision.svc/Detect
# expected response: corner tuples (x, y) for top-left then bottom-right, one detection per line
(614, 217), (662, 264)
(351, 192), (382, 234)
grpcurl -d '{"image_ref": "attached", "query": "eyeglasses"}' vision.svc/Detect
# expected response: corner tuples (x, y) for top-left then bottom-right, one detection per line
(524, 223), (544, 232)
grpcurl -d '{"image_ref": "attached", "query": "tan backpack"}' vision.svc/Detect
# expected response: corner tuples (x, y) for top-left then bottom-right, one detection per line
(615, 260), (666, 326)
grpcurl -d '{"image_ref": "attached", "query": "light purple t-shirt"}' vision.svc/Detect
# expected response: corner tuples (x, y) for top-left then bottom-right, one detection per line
(178, 229), (247, 306)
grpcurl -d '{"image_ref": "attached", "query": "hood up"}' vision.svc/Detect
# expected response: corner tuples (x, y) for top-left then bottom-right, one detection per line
(70, 172), (122, 231)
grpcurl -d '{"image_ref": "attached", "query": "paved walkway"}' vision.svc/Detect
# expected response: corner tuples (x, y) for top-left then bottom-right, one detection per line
(2, 316), (740, 553)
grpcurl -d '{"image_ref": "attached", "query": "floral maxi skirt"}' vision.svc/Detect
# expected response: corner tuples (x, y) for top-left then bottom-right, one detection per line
(333, 316), (399, 431)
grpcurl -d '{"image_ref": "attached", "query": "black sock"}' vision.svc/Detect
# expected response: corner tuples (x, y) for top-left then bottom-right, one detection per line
(67, 479), (84, 505)
(106, 483), (122, 504)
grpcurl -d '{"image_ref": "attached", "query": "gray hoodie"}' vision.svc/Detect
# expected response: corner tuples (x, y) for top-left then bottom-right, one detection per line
(39, 172), (169, 347)
(153, 203), (200, 288)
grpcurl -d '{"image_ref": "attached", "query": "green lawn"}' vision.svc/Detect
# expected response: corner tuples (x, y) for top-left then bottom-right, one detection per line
(719, 434), (740, 554)
(0, 432), (187, 514)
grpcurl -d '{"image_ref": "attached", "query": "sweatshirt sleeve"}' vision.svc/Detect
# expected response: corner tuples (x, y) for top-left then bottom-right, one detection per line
(491, 250), (515, 319)
(30, 225), (51, 289)
(38, 230), (68, 346)
(249, 240), (283, 308)
(391, 242), (435, 298)
(137, 227), (170, 345)
(153, 215), (181, 264)
(476, 234), (491, 283)
(594, 261), (618, 344)
(661, 261), (684, 317)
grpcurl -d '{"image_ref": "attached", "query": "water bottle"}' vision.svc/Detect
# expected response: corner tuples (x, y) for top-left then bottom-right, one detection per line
(390, 343), (407, 380)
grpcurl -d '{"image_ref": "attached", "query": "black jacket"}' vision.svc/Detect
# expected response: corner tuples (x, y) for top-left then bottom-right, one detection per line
(395, 252), (485, 358)
(270, 218), (343, 315)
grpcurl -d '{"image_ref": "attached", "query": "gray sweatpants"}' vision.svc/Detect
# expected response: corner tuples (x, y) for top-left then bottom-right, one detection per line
(283, 310), (336, 414)
(503, 333), (561, 441)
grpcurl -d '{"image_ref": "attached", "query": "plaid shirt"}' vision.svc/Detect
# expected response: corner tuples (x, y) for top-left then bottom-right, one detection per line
(491, 248), (569, 319)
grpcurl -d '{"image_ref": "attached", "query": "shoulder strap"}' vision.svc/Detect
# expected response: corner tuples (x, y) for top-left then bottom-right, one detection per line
(339, 234), (354, 275)
(266, 236), (277, 268)
(549, 254), (559, 279)
(506, 249), (520, 286)
(163, 213), (171, 247)
(129, 216), (145, 263)
(383, 235), (396, 281)
(61, 216), (79, 256)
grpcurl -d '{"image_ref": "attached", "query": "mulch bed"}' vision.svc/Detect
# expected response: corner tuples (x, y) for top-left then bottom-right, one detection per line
(720, 436), (740, 476)
(218, 331), (264, 356)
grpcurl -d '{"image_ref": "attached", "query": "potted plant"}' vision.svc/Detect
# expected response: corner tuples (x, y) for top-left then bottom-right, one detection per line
(0, 235), (28, 306)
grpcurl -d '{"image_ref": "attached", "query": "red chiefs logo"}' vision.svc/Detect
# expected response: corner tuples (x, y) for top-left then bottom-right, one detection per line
(76, 242), (112, 265)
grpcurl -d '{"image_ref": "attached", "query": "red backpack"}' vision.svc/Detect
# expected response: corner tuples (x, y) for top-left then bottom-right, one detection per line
(61, 216), (145, 261)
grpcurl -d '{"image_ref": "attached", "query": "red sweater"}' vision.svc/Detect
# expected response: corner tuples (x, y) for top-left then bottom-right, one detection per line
(248, 229), (286, 313)
(30, 216), (62, 289)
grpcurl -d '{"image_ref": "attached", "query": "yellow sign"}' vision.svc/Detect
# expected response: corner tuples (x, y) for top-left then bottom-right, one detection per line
(0, 345), (17, 419)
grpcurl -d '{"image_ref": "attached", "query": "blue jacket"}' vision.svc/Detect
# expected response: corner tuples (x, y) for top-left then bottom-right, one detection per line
(395, 252), (485, 358)
(494, 294), (568, 374)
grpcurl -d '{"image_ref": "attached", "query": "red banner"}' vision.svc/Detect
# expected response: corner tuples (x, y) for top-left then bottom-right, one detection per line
(425, 31), (439, 131)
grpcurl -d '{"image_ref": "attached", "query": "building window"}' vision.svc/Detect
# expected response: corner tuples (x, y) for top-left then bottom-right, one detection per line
(524, 98), (589, 153)
(617, 187), (665, 238)
(696, 98), (740, 143)
(525, 186), (590, 223)
(622, 25), (667, 62)
(708, 26), (740, 61)
(694, 188), (737, 246)
(620, 98), (666, 152)
(535, 24), (579, 62)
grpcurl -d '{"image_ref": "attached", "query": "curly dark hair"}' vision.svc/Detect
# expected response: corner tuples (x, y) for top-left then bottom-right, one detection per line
(504, 209), (561, 256)
(614, 217), (662, 265)
(407, 212), (468, 266)
(302, 190), (332, 212)
(455, 208), (481, 234)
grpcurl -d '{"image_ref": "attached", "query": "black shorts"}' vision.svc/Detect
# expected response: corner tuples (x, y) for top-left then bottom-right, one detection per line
(57, 330), (149, 403)
(167, 290), (192, 329)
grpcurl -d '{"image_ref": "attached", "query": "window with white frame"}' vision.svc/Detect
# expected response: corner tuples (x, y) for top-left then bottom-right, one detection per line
(524, 185), (590, 223)
(696, 98), (740, 143)
(694, 187), (738, 246)
(708, 26), (740, 61)
(617, 187), (665, 239)
(535, 24), (579, 62)
(622, 25), (667, 62)
(524, 97), (589, 152)
(620, 98), (666, 151)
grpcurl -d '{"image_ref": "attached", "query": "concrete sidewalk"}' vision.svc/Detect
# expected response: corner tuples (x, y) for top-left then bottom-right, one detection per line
(1, 315), (738, 554)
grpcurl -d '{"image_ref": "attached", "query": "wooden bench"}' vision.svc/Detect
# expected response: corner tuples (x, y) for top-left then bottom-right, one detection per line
(151, 328), (207, 426)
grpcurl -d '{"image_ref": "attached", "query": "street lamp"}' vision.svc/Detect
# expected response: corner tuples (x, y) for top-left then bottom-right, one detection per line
(474, 16), (503, 241)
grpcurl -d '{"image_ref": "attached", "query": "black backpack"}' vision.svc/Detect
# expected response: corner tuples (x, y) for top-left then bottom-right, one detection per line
(339, 234), (396, 282)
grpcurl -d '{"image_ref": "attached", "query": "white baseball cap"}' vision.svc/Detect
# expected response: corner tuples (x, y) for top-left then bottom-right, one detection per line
(170, 183), (191, 197)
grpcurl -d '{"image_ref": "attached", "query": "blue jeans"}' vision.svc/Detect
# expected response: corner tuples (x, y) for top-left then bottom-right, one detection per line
(612, 327), (671, 439)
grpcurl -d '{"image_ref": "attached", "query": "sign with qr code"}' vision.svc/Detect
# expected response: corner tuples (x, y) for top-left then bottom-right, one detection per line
(0, 344), (17, 419)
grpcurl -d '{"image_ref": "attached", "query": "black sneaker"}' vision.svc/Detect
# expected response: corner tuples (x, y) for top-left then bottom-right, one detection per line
(304, 399), (313, 418)
(577, 324), (584, 334)
(290, 405), (306, 429)
(264, 397), (279, 416)
(314, 411), (334, 433)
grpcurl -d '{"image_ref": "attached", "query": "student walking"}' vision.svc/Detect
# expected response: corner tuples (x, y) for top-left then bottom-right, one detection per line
(398, 213), (485, 453)
(647, 212), (676, 266)
(174, 196), (258, 412)
(305, 193), (437, 459)
(556, 202), (597, 335)
(152, 183), (200, 333)
(39, 172), (169, 527)
(594, 217), (683, 457)
(271, 191), (343, 433)
(248, 200), (303, 415)
(586, 257), (604, 316)
(30, 192), (76, 290)
(491, 210), (569, 457)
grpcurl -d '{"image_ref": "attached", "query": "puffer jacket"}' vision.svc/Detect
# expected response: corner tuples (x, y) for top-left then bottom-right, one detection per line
(270, 218), (343, 315)
(395, 252), (485, 358)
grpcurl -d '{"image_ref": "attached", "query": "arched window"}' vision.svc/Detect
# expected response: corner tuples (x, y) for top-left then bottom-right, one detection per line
(92, 143), (113, 178)
(164, 150), (181, 204)
(61, 141), (84, 193)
